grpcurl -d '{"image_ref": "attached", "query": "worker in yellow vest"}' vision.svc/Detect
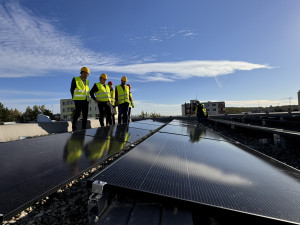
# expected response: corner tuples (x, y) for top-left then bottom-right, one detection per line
(115, 76), (132, 124)
(90, 73), (112, 127)
(126, 84), (134, 123)
(108, 81), (117, 125)
(70, 67), (90, 131)
(194, 101), (208, 124)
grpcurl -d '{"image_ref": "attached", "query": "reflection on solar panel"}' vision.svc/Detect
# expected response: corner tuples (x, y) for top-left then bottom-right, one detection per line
(159, 120), (226, 141)
(93, 120), (300, 224)
(0, 121), (165, 219)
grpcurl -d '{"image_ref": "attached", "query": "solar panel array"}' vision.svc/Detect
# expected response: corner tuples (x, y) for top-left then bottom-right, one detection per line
(0, 120), (165, 219)
(93, 120), (300, 224)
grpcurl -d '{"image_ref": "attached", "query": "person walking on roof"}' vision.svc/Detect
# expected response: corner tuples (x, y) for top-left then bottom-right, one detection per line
(194, 101), (208, 125)
(126, 83), (134, 123)
(70, 67), (90, 131)
(108, 81), (116, 125)
(90, 73), (112, 127)
(115, 76), (132, 124)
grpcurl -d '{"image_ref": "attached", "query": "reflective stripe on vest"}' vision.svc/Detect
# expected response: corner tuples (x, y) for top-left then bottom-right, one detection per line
(95, 83), (111, 102)
(116, 85), (130, 104)
(73, 77), (90, 101)
(110, 90), (115, 106)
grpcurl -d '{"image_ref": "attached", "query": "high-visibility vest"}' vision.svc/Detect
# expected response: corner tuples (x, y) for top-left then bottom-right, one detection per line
(203, 108), (207, 116)
(110, 89), (115, 106)
(116, 85), (130, 104)
(73, 77), (90, 101)
(95, 83), (111, 102)
(195, 105), (207, 116)
(129, 92), (134, 107)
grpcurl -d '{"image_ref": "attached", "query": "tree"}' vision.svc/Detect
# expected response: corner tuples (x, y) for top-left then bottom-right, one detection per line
(0, 102), (22, 122)
(139, 111), (149, 118)
(0, 102), (54, 122)
(150, 112), (161, 118)
(0, 102), (9, 122)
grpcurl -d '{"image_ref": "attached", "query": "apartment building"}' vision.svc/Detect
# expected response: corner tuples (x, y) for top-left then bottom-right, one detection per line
(182, 100), (225, 116)
(60, 99), (100, 120)
(203, 101), (225, 115)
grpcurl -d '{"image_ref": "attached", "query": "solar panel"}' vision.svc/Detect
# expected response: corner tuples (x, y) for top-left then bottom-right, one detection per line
(0, 122), (158, 219)
(93, 121), (300, 224)
(129, 121), (165, 131)
(159, 122), (226, 142)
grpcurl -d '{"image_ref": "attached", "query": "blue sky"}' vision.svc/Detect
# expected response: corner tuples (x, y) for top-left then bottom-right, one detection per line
(1, 0), (300, 116)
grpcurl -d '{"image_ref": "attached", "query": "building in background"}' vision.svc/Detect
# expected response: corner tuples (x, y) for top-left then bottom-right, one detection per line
(203, 101), (225, 115)
(182, 100), (225, 116)
(298, 90), (300, 111)
(60, 99), (99, 121)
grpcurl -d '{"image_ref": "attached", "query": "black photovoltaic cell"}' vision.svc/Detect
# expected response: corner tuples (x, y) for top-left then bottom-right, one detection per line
(134, 119), (168, 126)
(129, 120), (165, 131)
(159, 120), (226, 141)
(0, 121), (162, 219)
(94, 120), (300, 224)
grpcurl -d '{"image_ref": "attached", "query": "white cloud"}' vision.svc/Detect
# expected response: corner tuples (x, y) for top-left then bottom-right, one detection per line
(0, 1), (272, 82)
(2, 98), (60, 104)
(225, 99), (298, 107)
(0, 89), (65, 96)
(0, 1), (118, 78)
(95, 60), (272, 82)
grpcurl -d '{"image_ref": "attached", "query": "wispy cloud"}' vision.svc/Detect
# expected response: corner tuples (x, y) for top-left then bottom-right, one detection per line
(95, 60), (272, 82)
(226, 99), (298, 107)
(0, 1), (271, 82)
(2, 98), (60, 104)
(128, 26), (198, 43)
(0, 1), (118, 78)
(0, 89), (65, 96)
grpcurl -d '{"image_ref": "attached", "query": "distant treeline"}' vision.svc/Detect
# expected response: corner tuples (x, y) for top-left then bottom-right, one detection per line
(225, 105), (299, 114)
(0, 102), (54, 123)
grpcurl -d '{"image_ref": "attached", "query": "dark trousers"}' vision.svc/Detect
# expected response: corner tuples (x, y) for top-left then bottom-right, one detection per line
(118, 102), (129, 124)
(72, 100), (89, 131)
(111, 114), (115, 125)
(127, 107), (131, 123)
(98, 102), (112, 127)
(107, 114), (115, 126)
(197, 111), (205, 124)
